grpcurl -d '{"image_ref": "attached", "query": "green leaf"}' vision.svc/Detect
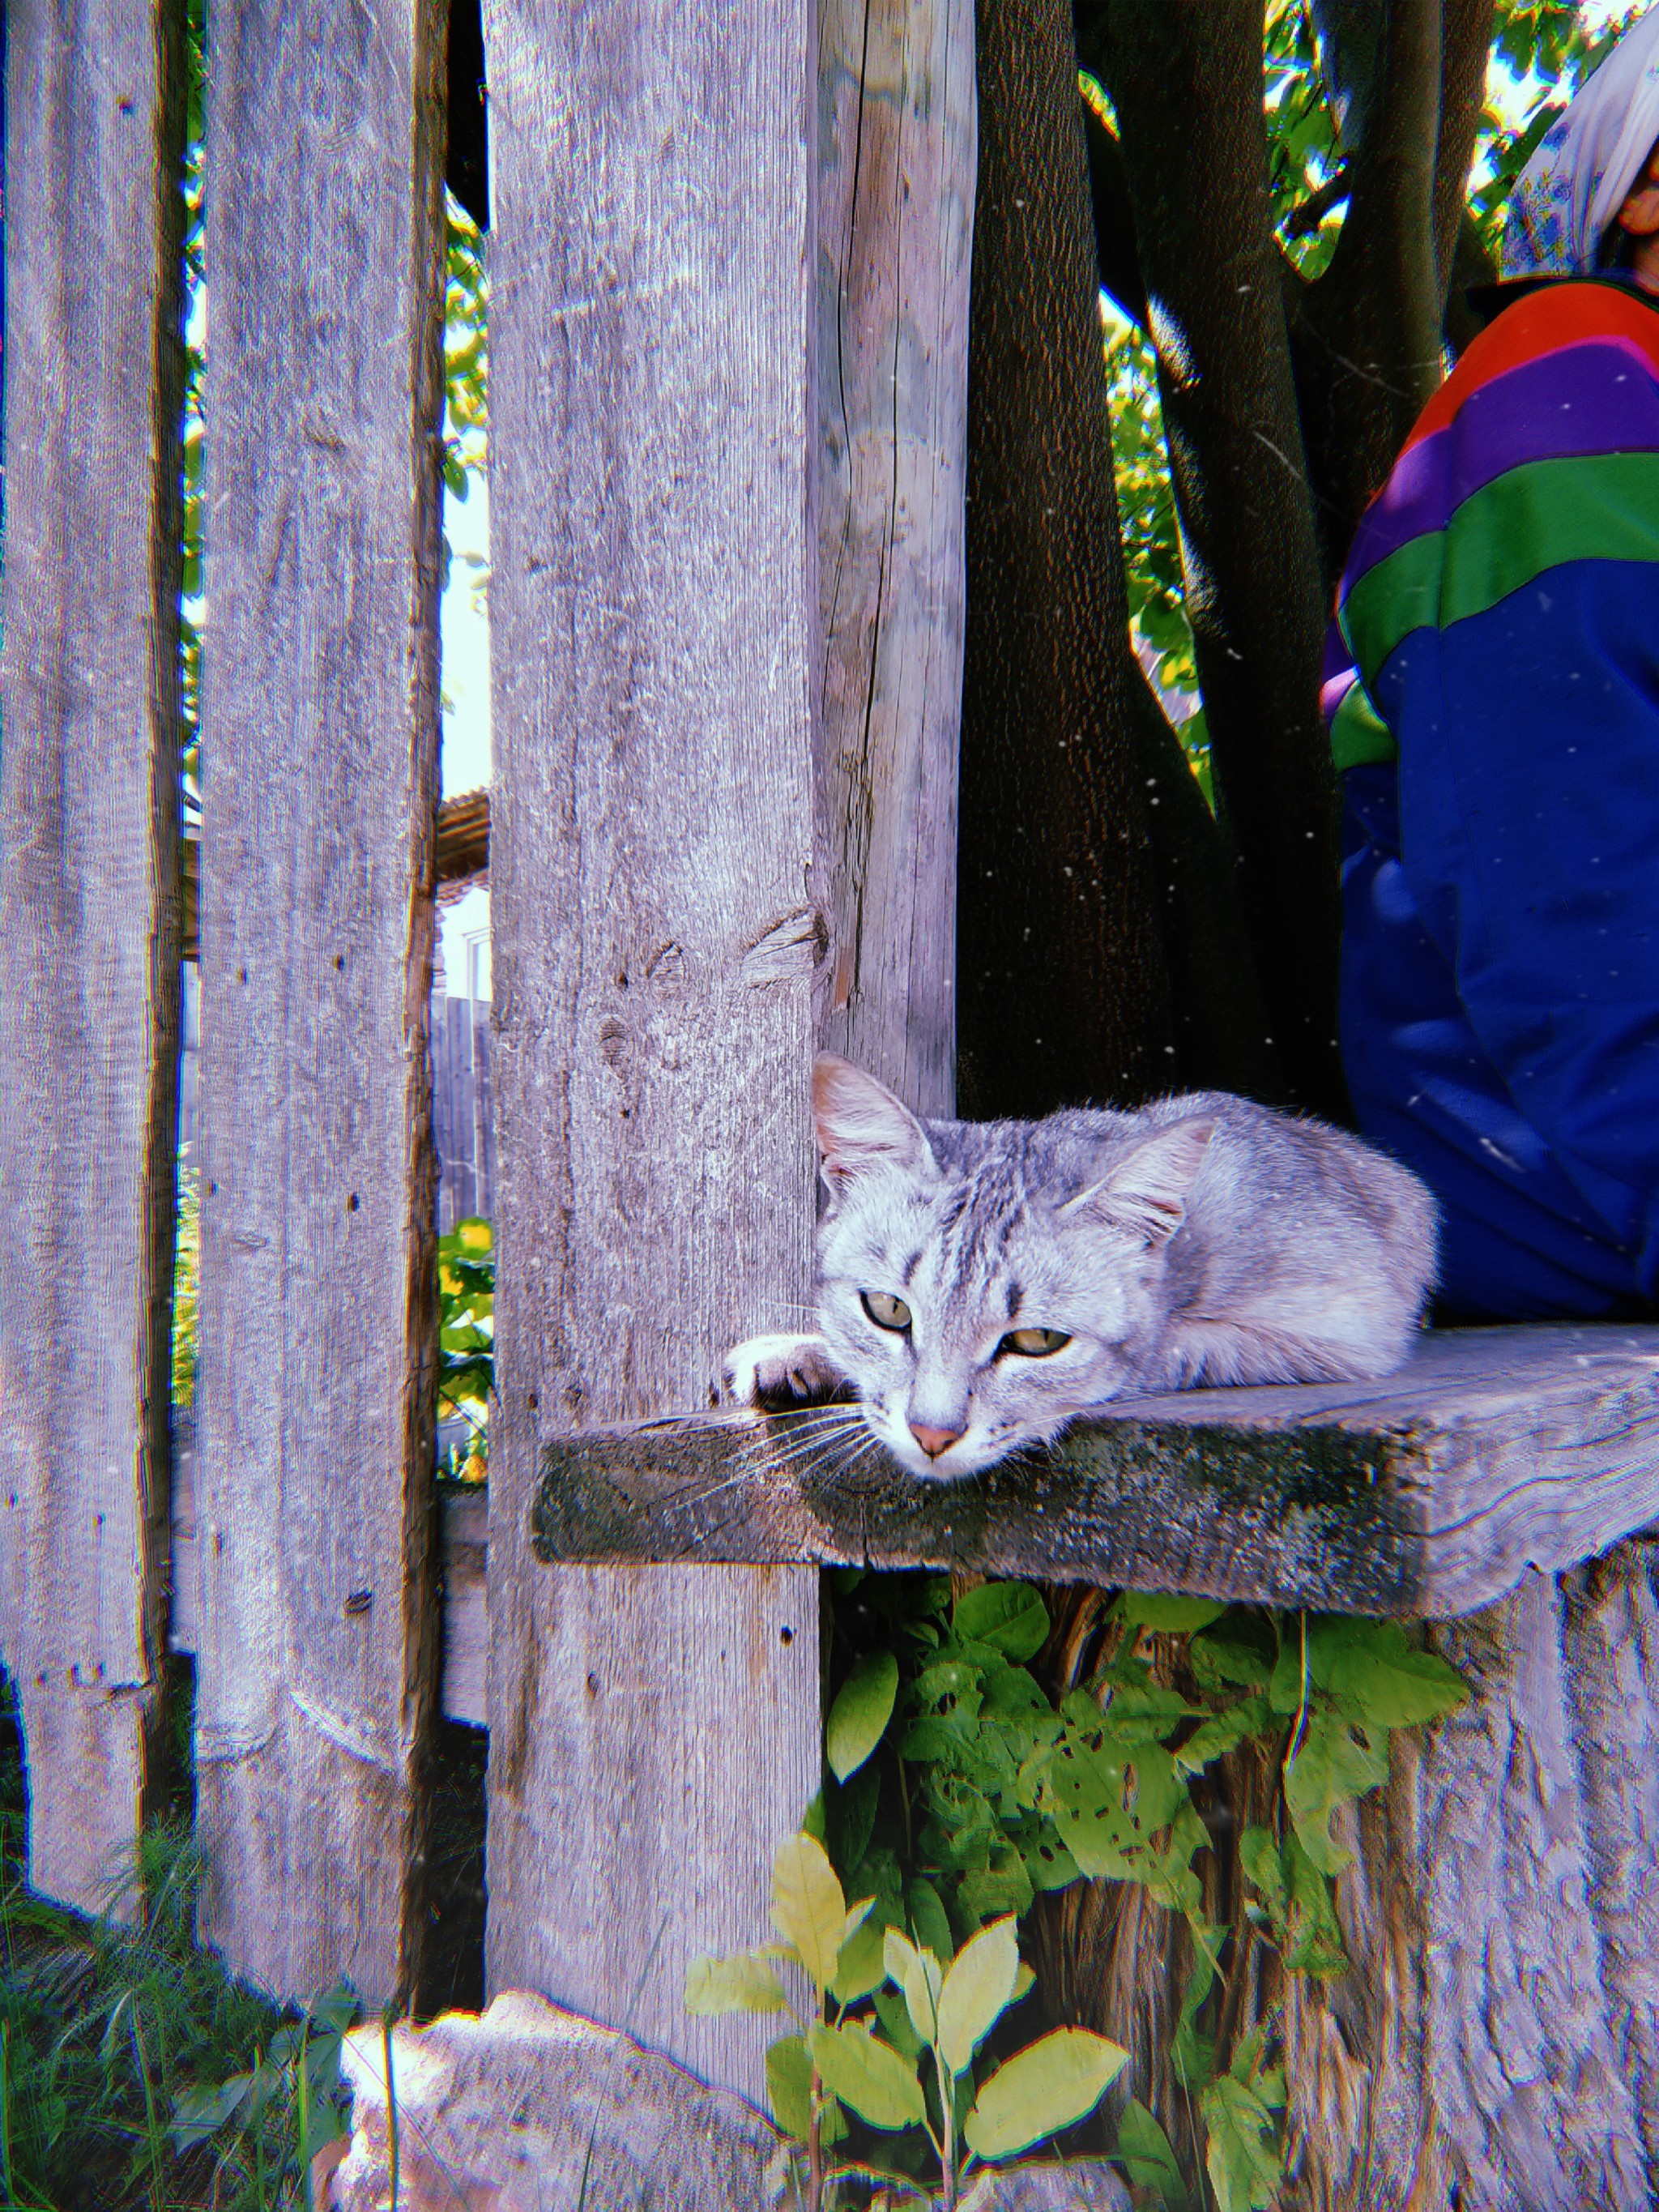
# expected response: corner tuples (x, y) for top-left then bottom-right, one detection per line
(906, 1876), (954, 1964)
(1283, 1710), (1388, 1874)
(771, 1830), (848, 1992)
(1172, 1956), (1216, 2093)
(766, 2033), (812, 2141)
(1115, 1592), (1227, 1633)
(1306, 1618), (1470, 1726)
(1188, 1614), (1275, 1693)
(1175, 1695), (1272, 1777)
(936, 1916), (1021, 2075)
(807, 2022), (927, 2132)
(826, 1650), (901, 1781)
(958, 1849), (1034, 1922)
(883, 1925), (944, 2048)
(1201, 2073), (1284, 2212)
(962, 2029), (1128, 2162)
(830, 1911), (889, 2005)
(1241, 1823), (1349, 1978)
(169, 2077), (253, 2151)
(683, 1950), (787, 2015)
(1115, 2096), (1186, 2207)
(952, 1582), (1049, 1661)
(872, 1984), (923, 2062)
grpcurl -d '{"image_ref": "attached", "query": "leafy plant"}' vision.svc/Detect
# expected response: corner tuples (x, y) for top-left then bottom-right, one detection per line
(0, 1685), (353, 2210)
(172, 1167), (201, 1412)
(686, 1829), (1124, 2211)
(437, 1215), (493, 1480)
(812, 1574), (1468, 2210)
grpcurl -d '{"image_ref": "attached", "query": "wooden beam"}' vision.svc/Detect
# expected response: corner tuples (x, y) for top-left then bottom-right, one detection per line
(191, 0), (447, 2009)
(815, 0), (975, 1115)
(0, 0), (188, 1912)
(527, 1326), (1659, 1618)
(480, 0), (824, 2101)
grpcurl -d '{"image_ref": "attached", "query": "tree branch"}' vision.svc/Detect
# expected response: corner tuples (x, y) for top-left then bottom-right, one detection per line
(1093, 0), (1346, 1118)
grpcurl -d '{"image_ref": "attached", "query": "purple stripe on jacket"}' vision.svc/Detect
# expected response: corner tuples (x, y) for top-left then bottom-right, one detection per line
(1341, 336), (1659, 595)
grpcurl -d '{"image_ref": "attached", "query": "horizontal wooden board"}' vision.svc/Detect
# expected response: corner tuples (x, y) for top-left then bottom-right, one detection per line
(173, 1324), (1659, 1701)
(527, 1326), (1659, 1618)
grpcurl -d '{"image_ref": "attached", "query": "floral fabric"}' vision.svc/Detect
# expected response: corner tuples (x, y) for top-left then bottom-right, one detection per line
(1503, 6), (1659, 277)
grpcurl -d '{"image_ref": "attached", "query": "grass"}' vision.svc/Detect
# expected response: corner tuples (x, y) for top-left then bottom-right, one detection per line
(0, 1677), (353, 2212)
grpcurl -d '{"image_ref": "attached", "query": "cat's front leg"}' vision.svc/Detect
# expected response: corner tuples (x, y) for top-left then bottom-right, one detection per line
(722, 1332), (852, 1411)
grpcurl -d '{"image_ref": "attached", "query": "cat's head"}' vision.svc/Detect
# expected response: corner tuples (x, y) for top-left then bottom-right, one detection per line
(812, 1057), (1213, 1481)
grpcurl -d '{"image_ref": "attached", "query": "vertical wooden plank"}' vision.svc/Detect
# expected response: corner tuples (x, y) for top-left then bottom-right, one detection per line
(0, 0), (187, 1910)
(193, 0), (446, 2006)
(481, 0), (821, 2095)
(816, 0), (975, 1117)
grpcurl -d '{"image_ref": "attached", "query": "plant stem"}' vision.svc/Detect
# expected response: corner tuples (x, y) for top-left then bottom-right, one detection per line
(807, 2068), (824, 2212)
(937, 2050), (956, 2212)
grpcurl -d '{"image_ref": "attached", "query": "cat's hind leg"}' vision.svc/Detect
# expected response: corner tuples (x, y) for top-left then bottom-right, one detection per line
(1162, 1315), (1401, 1390)
(722, 1332), (852, 1410)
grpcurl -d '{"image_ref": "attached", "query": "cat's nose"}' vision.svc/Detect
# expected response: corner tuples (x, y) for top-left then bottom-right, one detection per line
(908, 1419), (963, 1459)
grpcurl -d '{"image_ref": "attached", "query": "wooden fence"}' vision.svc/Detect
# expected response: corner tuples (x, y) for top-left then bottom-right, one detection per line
(6, 4), (1659, 2202)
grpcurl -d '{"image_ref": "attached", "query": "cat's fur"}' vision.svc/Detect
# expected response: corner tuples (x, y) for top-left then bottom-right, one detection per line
(723, 1056), (1438, 1483)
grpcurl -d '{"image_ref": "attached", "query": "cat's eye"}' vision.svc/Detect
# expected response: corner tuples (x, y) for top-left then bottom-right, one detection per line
(998, 1326), (1071, 1358)
(860, 1291), (913, 1332)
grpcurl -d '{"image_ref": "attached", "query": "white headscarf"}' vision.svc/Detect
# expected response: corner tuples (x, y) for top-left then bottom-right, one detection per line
(1503, 6), (1659, 277)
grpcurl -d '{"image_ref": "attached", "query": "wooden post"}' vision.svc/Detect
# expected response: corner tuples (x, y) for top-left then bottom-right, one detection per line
(1286, 1548), (1659, 2207)
(0, 0), (188, 1912)
(191, 0), (447, 2007)
(479, 0), (825, 2097)
(816, 0), (975, 1116)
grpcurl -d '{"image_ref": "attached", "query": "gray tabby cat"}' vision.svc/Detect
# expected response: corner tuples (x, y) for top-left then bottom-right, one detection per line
(724, 1056), (1437, 1483)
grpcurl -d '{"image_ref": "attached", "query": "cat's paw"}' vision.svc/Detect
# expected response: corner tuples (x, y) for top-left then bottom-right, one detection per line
(722, 1333), (851, 1411)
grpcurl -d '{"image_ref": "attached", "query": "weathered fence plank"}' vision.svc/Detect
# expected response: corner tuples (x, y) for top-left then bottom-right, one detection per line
(192, 0), (447, 2007)
(0, 0), (188, 1911)
(480, 0), (824, 2097)
(815, 0), (975, 1116)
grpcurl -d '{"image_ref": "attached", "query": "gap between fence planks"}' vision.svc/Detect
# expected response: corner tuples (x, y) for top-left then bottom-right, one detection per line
(0, 0), (188, 1913)
(191, 0), (448, 2010)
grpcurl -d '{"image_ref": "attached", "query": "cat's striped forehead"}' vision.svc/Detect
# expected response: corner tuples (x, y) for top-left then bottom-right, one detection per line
(832, 1129), (1050, 1321)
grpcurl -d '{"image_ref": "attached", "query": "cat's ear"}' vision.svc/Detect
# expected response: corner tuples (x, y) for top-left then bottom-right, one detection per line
(812, 1055), (934, 1191)
(1067, 1118), (1215, 1247)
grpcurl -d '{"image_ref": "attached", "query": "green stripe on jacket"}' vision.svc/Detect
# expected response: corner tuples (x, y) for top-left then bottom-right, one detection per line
(1341, 449), (1659, 690)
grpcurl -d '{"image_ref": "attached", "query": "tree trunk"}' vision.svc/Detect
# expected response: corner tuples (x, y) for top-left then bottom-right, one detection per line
(1094, 0), (1346, 1121)
(959, 0), (1275, 1117)
(1292, 0), (1495, 574)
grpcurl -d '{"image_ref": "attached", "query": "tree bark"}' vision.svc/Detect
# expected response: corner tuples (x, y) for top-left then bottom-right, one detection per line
(1293, 0), (1495, 573)
(957, 0), (1173, 1117)
(1092, 0), (1346, 1121)
(961, 0), (1280, 1117)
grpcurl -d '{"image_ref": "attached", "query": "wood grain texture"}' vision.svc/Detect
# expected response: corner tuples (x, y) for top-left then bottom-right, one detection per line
(0, 0), (187, 1911)
(480, 0), (822, 2098)
(192, 0), (446, 2008)
(529, 1326), (1659, 1617)
(1280, 1547), (1659, 2209)
(814, 0), (974, 1117)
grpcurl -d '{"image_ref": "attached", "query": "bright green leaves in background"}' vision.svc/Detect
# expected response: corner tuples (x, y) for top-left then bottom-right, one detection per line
(437, 1215), (493, 1480)
(686, 1830), (1123, 2209)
